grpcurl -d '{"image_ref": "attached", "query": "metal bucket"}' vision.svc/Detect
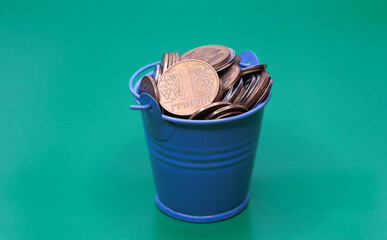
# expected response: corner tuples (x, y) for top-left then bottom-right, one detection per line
(129, 51), (271, 223)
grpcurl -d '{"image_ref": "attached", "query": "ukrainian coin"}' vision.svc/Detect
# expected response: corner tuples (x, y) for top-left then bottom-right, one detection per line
(218, 64), (241, 91)
(222, 78), (244, 103)
(214, 78), (224, 101)
(170, 53), (175, 67)
(205, 104), (248, 120)
(167, 52), (180, 69)
(240, 64), (267, 76)
(167, 52), (173, 70)
(181, 45), (231, 69)
(244, 70), (270, 109)
(214, 111), (245, 119)
(139, 75), (159, 102)
(215, 58), (234, 72)
(173, 52), (180, 65)
(232, 83), (246, 104)
(256, 77), (273, 105)
(237, 74), (259, 106)
(222, 85), (234, 102)
(215, 48), (236, 72)
(160, 52), (169, 75)
(154, 64), (161, 83)
(234, 55), (241, 66)
(158, 60), (220, 116)
(189, 102), (231, 120)
(244, 74), (254, 86)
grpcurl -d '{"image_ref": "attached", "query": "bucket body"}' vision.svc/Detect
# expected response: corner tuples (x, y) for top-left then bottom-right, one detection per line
(130, 58), (270, 223)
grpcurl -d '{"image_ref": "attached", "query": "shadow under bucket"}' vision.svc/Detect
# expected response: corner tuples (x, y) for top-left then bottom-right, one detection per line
(129, 53), (271, 223)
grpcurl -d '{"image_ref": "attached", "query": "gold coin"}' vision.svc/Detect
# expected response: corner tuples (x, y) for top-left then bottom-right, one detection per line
(139, 75), (159, 102)
(158, 60), (220, 116)
(218, 64), (241, 91)
(181, 45), (231, 69)
(205, 104), (248, 120)
(189, 102), (231, 120)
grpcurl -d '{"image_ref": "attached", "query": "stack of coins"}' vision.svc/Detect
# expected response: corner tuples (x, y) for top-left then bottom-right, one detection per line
(138, 45), (273, 120)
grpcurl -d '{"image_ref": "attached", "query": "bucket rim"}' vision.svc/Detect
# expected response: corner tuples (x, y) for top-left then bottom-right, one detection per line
(130, 61), (272, 125)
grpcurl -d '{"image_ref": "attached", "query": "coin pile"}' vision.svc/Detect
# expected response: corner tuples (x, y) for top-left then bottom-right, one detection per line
(139, 45), (273, 120)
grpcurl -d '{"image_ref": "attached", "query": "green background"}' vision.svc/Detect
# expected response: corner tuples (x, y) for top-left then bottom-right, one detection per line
(1, 0), (386, 239)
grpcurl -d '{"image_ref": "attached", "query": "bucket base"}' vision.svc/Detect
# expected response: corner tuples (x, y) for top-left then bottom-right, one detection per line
(155, 193), (250, 223)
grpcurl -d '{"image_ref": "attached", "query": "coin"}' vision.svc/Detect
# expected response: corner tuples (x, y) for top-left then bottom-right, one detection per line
(160, 52), (169, 75)
(139, 75), (159, 102)
(218, 64), (241, 91)
(240, 50), (259, 65)
(174, 52), (180, 65)
(237, 74), (259, 106)
(181, 45), (231, 69)
(154, 64), (161, 83)
(170, 53), (175, 67)
(256, 77), (273, 105)
(205, 104), (248, 120)
(214, 78), (224, 101)
(189, 102), (231, 120)
(244, 70), (270, 109)
(234, 55), (241, 66)
(158, 60), (220, 116)
(214, 111), (245, 119)
(232, 83), (245, 104)
(215, 48), (236, 72)
(222, 78), (243, 103)
(169, 52), (180, 67)
(240, 64), (267, 76)
(244, 73), (256, 86)
(167, 52), (173, 70)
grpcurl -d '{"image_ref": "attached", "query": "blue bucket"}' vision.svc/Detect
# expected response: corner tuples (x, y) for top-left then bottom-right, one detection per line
(129, 51), (271, 223)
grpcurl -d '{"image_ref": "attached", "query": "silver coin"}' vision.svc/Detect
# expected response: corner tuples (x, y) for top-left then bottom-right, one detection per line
(252, 77), (273, 108)
(154, 64), (161, 83)
(223, 78), (244, 103)
(237, 74), (259, 106)
(222, 84), (234, 102)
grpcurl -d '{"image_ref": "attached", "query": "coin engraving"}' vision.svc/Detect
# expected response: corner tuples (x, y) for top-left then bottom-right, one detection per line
(158, 60), (220, 116)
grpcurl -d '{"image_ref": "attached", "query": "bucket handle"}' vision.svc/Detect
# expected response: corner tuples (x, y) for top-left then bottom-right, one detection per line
(130, 104), (151, 110)
(129, 61), (160, 111)
(128, 62), (175, 141)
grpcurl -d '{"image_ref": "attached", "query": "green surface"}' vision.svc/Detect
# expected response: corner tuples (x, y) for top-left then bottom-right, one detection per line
(1, 0), (386, 239)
